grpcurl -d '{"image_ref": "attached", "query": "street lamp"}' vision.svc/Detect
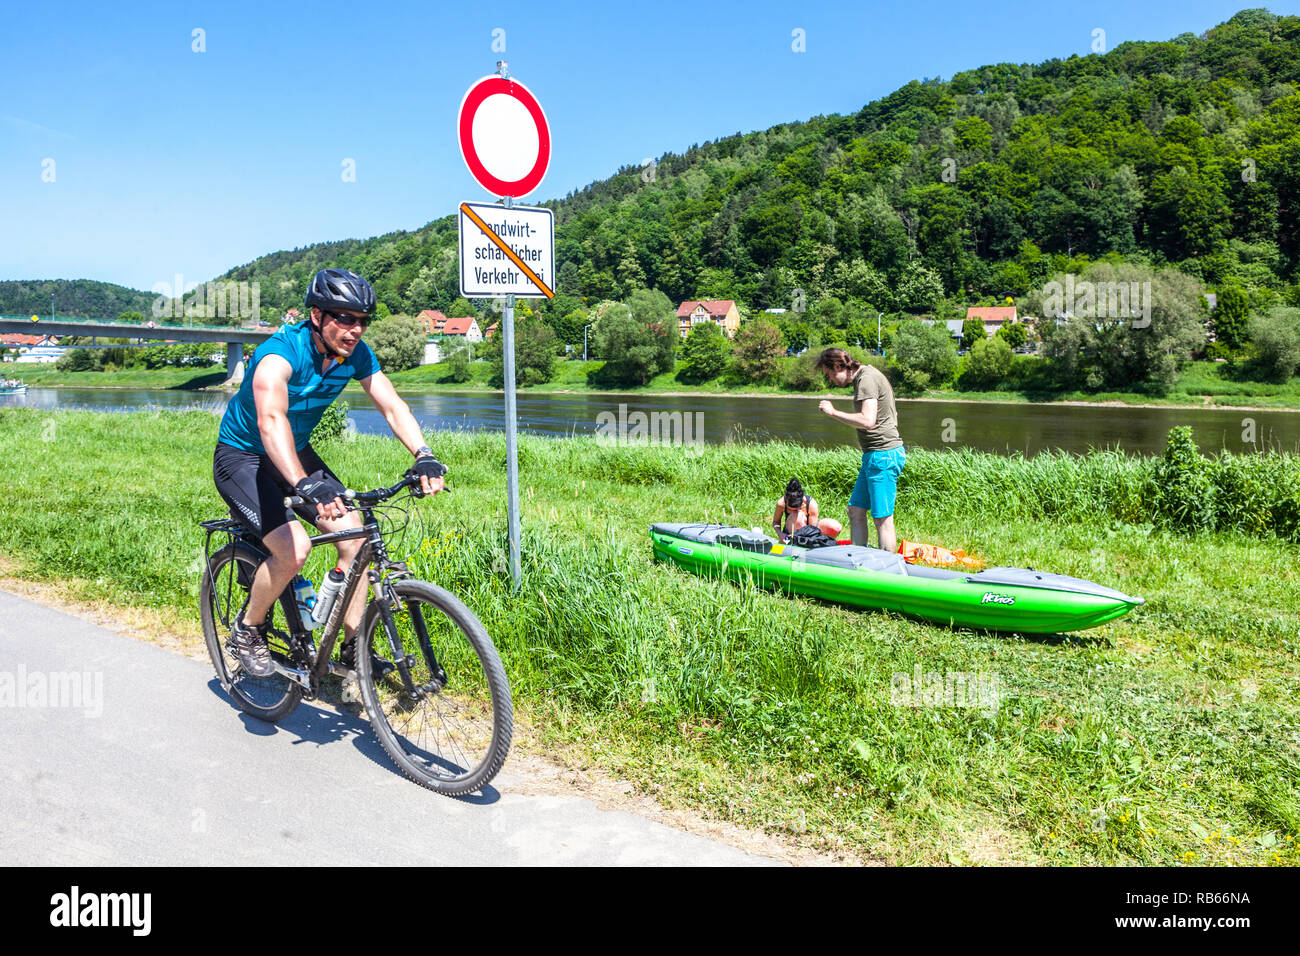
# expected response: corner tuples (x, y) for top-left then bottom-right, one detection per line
(583, 323), (592, 362)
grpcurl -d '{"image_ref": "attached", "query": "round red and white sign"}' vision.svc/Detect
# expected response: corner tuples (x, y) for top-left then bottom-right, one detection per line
(457, 75), (551, 199)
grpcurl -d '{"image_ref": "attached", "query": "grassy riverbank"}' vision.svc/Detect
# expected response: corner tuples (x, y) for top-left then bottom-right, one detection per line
(1, 408), (1297, 864)
(11, 358), (1300, 410)
(6, 365), (228, 390)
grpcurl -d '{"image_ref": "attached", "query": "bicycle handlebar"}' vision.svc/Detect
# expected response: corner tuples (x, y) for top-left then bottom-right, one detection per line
(283, 473), (427, 509)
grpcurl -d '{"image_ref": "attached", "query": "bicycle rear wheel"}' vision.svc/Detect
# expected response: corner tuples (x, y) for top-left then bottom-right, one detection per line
(199, 542), (303, 723)
(356, 579), (512, 796)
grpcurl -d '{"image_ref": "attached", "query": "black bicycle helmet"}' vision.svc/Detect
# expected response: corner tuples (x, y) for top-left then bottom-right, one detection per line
(304, 268), (376, 315)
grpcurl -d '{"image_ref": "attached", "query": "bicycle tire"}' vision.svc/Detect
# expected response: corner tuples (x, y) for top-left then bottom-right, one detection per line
(199, 542), (303, 723)
(356, 579), (512, 796)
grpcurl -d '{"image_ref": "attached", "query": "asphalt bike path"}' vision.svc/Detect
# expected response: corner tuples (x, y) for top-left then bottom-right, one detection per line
(0, 589), (780, 866)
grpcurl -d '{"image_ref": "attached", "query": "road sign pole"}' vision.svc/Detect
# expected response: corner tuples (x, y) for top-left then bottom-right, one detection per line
(458, 65), (552, 594)
(501, 196), (522, 592)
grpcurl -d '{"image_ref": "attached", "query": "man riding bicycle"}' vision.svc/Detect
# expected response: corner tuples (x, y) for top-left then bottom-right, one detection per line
(212, 268), (446, 678)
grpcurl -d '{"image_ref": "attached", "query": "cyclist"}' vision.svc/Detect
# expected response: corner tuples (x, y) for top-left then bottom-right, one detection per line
(212, 268), (446, 678)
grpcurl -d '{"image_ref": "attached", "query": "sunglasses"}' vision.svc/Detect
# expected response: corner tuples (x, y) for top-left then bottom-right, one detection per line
(323, 310), (370, 328)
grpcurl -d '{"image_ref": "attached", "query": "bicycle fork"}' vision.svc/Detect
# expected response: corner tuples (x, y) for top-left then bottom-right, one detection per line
(373, 580), (448, 700)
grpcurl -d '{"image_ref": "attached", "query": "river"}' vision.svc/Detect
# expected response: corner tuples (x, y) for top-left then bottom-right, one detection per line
(3, 386), (1297, 456)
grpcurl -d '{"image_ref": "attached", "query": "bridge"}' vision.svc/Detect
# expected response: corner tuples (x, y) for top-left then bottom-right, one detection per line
(0, 317), (275, 383)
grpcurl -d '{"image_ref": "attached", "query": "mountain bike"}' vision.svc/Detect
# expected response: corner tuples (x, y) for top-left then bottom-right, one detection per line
(198, 474), (512, 796)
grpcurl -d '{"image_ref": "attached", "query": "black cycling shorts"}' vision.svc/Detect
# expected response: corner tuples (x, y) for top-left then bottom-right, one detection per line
(212, 441), (341, 537)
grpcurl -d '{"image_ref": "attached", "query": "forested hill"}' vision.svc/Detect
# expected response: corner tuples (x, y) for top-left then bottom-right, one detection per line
(24, 8), (1300, 325)
(0, 280), (156, 320)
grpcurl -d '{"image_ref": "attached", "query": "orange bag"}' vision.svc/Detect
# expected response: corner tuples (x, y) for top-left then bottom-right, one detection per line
(896, 539), (985, 570)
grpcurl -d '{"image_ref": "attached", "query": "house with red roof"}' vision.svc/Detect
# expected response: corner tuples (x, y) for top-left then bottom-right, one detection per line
(676, 300), (740, 339)
(1, 333), (62, 363)
(483, 321), (499, 339)
(439, 316), (482, 343)
(417, 309), (448, 336)
(965, 306), (1017, 338)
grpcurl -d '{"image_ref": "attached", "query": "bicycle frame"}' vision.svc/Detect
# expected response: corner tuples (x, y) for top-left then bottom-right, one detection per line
(202, 484), (429, 701)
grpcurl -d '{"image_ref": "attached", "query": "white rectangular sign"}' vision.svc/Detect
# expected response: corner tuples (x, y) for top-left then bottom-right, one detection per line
(458, 201), (555, 299)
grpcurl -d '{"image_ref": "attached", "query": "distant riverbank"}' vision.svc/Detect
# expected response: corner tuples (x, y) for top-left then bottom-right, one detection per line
(9, 359), (1300, 411)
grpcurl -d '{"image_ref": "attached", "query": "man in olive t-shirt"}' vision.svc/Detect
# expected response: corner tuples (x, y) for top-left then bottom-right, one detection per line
(814, 348), (906, 552)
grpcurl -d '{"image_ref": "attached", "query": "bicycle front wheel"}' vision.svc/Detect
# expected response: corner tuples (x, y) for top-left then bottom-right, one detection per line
(356, 579), (512, 796)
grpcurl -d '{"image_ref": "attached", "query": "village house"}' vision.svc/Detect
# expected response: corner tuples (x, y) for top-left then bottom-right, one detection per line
(676, 300), (740, 339)
(417, 309), (449, 335)
(965, 305), (1017, 338)
(438, 316), (482, 344)
(1, 333), (61, 362)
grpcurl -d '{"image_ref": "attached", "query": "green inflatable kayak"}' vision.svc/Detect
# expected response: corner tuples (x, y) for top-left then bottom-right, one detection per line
(650, 523), (1143, 634)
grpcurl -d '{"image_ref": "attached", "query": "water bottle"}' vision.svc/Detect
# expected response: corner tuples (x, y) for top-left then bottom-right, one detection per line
(291, 575), (317, 632)
(311, 567), (347, 628)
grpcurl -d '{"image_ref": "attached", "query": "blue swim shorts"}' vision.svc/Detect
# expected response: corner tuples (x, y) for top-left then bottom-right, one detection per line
(849, 445), (906, 517)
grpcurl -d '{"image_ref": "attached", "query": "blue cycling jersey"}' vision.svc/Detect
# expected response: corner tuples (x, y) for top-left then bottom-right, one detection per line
(218, 320), (380, 455)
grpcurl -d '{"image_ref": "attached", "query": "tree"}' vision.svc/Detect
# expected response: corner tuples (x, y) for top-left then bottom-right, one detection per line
(1038, 263), (1206, 392)
(484, 315), (557, 387)
(590, 298), (672, 387)
(624, 288), (677, 375)
(679, 323), (729, 383)
(1213, 286), (1250, 350)
(995, 321), (1029, 350)
(367, 315), (425, 372)
(891, 319), (958, 394)
(960, 318), (986, 350)
(117, 311), (144, 324)
(895, 261), (944, 313)
(731, 318), (784, 383)
(447, 297), (476, 318)
(55, 348), (100, 372)
(1245, 307), (1300, 382)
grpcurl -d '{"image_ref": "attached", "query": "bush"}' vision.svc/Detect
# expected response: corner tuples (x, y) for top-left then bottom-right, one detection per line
(445, 347), (472, 383)
(893, 366), (931, 397)
(891, 320), (957, 389)
(730, 319), (785, 383)
(55, 348), (100, 372)
(782, 355), (824, 391)
(959, 336), (1013, 390)
(1149, 426), (1215, 532)
(310, 400), (350, 446)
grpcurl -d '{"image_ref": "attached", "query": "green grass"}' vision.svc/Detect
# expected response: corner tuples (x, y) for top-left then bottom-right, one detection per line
(1, 408), (1297, 865)
(9, 364), (228, 389)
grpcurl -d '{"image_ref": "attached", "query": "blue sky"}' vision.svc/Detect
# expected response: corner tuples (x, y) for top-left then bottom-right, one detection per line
(1, 0), (1291, 292)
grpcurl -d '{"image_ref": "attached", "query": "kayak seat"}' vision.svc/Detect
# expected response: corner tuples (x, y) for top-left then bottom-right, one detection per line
(651, 523), (776, 553)
(799, 546), (908, 575)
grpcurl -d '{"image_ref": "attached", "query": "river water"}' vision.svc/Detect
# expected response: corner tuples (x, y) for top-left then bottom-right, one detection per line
(3, 386), (1297, 456)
